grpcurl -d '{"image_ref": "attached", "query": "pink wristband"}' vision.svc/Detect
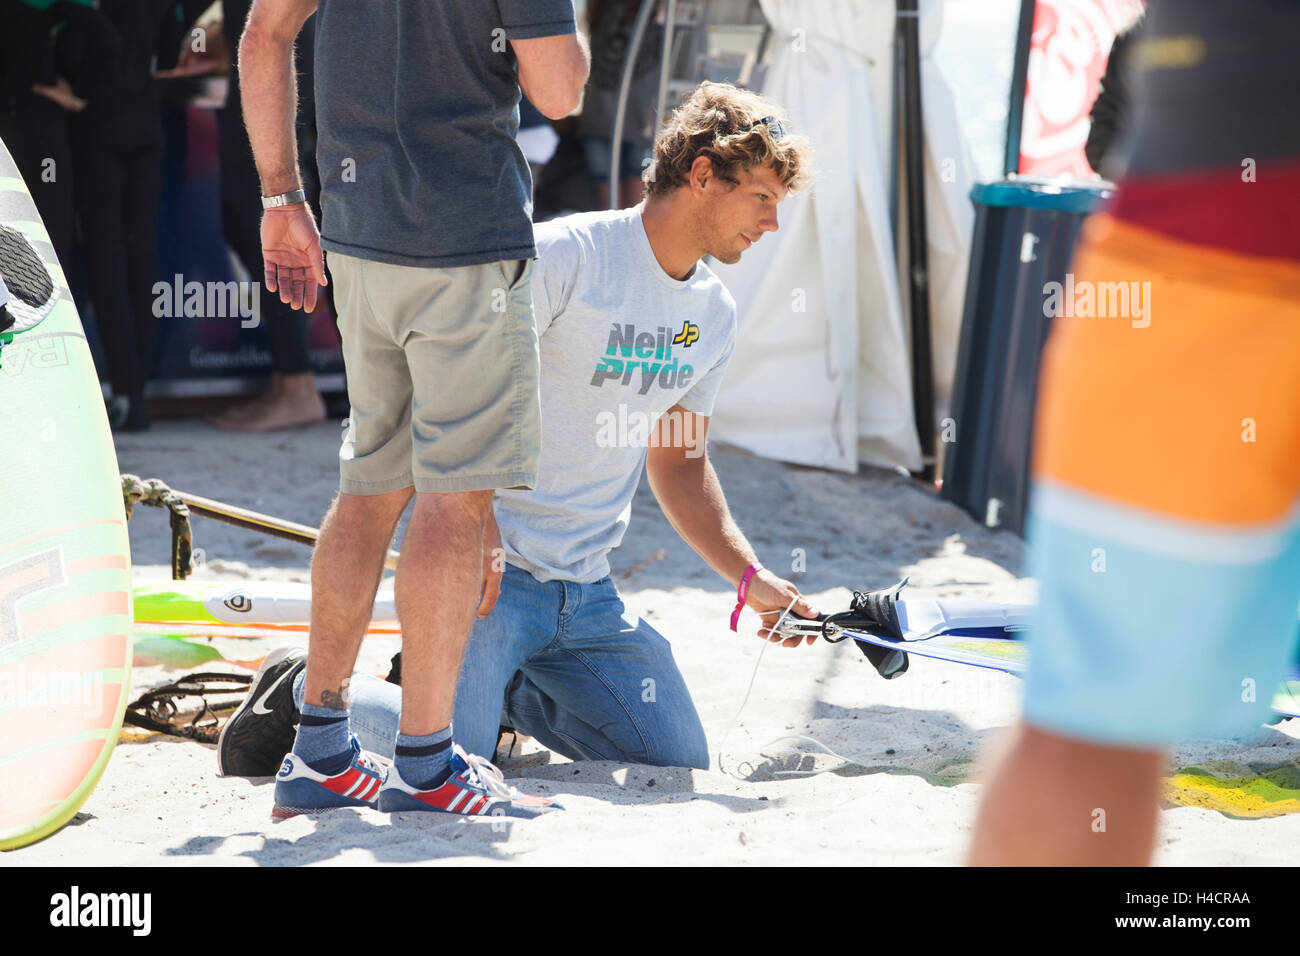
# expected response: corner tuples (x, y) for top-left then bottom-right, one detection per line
(730, 563), (764, 631)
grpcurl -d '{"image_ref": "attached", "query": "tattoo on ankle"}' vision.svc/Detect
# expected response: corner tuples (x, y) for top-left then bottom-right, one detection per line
(320, 679), (350, 710)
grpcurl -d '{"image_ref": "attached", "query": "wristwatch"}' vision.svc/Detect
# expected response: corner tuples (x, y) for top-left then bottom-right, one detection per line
(261, 188), (307, 209)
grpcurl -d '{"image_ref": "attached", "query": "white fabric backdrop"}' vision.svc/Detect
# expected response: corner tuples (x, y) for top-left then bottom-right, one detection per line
(707, 0), (975, 473)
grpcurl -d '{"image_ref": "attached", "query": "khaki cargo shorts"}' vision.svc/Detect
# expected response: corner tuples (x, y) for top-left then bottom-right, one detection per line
(328, 252), (540, 494)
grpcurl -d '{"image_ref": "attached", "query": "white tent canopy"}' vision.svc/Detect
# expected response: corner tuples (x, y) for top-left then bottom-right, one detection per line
(708, 0), (976, 473)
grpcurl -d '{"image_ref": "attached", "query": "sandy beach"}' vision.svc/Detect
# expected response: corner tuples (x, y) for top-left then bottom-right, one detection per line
(8, 419), (1300, 866)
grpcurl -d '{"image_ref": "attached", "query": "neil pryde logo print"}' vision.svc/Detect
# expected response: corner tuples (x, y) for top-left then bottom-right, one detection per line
(592, 323), (698, 393)
(672, 320), (699, 347)
(223, 591), (253, 613)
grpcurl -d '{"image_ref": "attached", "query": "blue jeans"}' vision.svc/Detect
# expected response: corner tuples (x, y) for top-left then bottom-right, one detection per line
(293, 564), (709, 768)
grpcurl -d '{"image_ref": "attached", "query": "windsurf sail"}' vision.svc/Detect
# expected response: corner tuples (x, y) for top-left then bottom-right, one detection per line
(133, 579), (399, 638)
(774, 579), (1299, 718)
(773, 578), (1034, 680)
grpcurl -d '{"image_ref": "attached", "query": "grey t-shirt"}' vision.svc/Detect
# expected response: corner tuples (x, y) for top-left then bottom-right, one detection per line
(495, 208), (737, 583)
(312, 0), (576, 268)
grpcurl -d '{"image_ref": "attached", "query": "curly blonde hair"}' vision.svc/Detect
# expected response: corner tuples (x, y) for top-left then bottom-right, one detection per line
(643, 82), (812, 197)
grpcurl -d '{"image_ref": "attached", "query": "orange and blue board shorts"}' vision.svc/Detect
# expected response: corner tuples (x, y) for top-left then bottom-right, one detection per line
(1020, 0), (1300, 747)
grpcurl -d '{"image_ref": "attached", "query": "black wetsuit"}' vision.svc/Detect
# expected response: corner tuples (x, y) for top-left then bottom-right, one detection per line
(68, 0), (173, 424)
(0, 0), (82, 276)
(1085, 18), (1141, 177)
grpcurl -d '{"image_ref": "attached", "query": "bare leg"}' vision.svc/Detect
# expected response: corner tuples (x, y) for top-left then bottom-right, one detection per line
(395, 490), (494, 736)
(211, 370), (326, 432)
(206, 371), (285, 427)
(969, 723), (1165, 866)
(302, 488), (412, 708)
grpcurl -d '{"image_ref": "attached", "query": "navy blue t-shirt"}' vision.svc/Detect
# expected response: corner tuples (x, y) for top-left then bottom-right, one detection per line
(312, 0), (576, 267)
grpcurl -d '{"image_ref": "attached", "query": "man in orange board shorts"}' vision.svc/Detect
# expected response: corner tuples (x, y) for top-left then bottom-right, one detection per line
(971, 0), (1300, 865)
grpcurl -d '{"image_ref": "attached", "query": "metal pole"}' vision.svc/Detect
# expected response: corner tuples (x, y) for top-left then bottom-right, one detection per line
(897, 0), (935, 479)
(655, 0), (677, 134)
(889, 22), (902, 243)
(610, 0), (657, 209)
(175, 489), (401, 570)
(1003, 0), (1037, 177)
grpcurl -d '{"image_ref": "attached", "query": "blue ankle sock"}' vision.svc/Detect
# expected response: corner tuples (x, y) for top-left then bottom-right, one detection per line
(394, 726), (454, 790)
(293, 704), (353, 775)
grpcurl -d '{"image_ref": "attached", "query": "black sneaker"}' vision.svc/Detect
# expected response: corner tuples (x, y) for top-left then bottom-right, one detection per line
(217, 646), (306, 776)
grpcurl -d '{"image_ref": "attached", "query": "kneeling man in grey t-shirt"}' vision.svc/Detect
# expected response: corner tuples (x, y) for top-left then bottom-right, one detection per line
(226, 82), (817, 784)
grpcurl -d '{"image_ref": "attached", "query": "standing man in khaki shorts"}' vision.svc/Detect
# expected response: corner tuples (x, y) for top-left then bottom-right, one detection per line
(236, 0), (589, 818)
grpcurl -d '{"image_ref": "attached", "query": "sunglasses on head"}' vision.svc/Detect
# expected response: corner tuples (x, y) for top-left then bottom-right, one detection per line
(738, 116), (786, 141)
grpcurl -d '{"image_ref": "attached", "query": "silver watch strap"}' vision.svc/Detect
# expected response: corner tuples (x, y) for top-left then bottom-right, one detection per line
(261, 188), (307, 209)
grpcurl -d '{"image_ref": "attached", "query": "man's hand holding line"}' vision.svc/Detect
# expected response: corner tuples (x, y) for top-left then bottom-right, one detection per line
(746, 569), (819, 647)
(645, 405), (819, 648)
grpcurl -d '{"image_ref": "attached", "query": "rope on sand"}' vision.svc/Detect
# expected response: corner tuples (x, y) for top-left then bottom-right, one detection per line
(122, 474), (194, 580)
(122, 475), (402, 575)
(716, 594), (878, 781)
(123, 671), (253, 743)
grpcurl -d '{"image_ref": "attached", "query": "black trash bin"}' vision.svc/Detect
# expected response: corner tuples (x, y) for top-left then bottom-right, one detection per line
(941, 177), (1113, 537)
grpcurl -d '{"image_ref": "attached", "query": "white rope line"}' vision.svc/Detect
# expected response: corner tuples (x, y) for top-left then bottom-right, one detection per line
(716, 594), (881, 780)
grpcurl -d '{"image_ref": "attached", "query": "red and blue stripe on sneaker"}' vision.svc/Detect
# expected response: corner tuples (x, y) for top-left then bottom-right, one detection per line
(378, 745), (561, 819)
(271, 738), (386, 820)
